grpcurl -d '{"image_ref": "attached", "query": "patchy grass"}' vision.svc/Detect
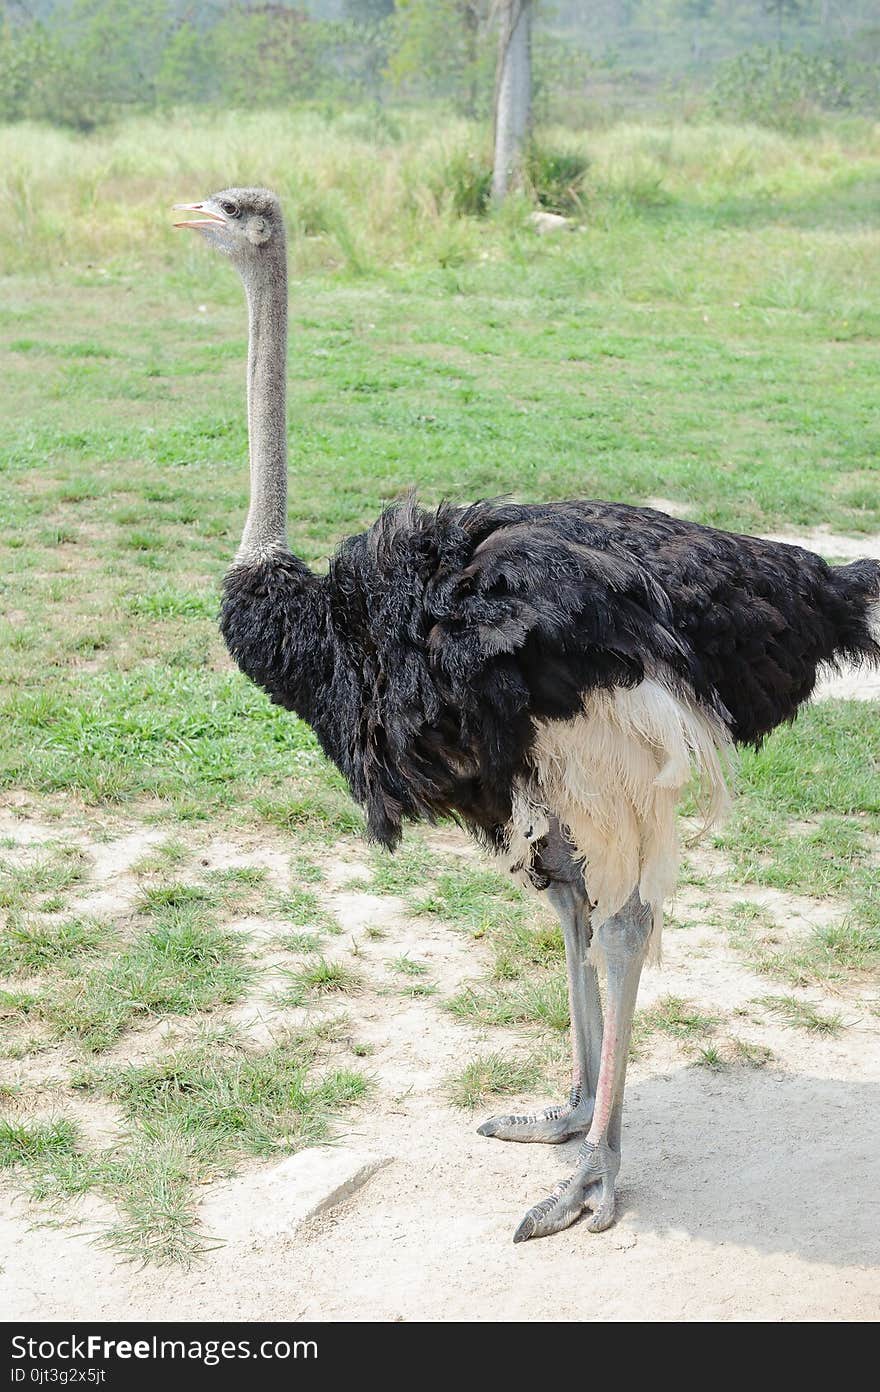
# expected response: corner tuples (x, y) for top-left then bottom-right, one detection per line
(14, 1029), (372, 1264)
(400, 981), (437, 998)
(0, 872), (256, 1054)
(276, 930), (325, 954)
(447, 976), (569, 1033)
(0, 1116), (80, 1170)
(279, 957), (362, 1007)
(0, 915), (114, 974)
(693, 1044), (727, 1071)
(0, 845), (89, 912)
(726, 899), (880, 988)
(289, 853), (325, 885)
(272, 886), (339, 934)
(132, 839), (189, 877)
(413, 867), (529, 935)
(366, 841), (439, 895)
(758, 994), (845, 1035)
(635, 994), (721, 1044)
(725, 1036), (776, 1068)
(41, 920), (253, 1052)
(447, 1053), (545, 1110)
(389, 954), (429, 977)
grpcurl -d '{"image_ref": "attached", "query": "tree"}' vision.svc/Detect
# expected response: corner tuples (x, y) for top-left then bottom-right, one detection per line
(342, 0), (395, 99)
(211, 5), (331, 106)
(388, 2), (490, 118)
(344, 0), (394, 17)
(491, 0), (532, 202)
(763, 0), (809, 47)
(679, 0), (715, 63)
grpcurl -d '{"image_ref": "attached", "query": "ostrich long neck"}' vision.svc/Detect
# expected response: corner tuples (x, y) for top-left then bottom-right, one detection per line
(238, 247), (289, 563)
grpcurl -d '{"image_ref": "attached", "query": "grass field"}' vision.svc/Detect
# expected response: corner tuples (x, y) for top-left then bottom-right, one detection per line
(0, 109), (878, 1267)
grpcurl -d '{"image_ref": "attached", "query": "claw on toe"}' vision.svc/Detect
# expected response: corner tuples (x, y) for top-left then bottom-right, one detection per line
(476, 1116), (504, 1137)
(585, 1203), (615, 1233)
(512, 1212), (537, 1244)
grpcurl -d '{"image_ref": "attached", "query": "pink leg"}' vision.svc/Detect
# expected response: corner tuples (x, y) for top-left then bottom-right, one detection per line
(513, 889), (651, 1242)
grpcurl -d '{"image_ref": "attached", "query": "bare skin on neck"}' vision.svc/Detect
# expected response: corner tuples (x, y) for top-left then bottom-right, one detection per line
(240, 253), (288, 563)
(174, 189), (290, 566)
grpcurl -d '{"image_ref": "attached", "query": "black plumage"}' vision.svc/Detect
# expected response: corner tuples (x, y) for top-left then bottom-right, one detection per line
(220, 496), (880, 852)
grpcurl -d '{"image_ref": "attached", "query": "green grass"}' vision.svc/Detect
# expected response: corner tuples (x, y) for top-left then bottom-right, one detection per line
(447, 976), (570, 1032)
(276, 930), (325, 954)
(639, 995), (720, 1038)
(365, 841), (439, 894)
(632, 994), (721, 1056)
(726, 898), (880, 987)
(716, 701), (880, 961)
(758, 993), (844, 1034)
(0, 915), (114, 974)
(131, 839), (190, 876)
(279, 956), (363, 1006)
(41, 919), (253, 1052)
(389, 954), (429, 977)
(272, 885), (339, 934)
(0, 845), (89, 911)
(725, 1036), (775, 1067)
(15, 1029), (371, 1264)
(446, 1052), (545, 1110)
(0, 869), (256, 1053)
(693, 1044), (727, 1071)
(0, 1116), (80, 1169)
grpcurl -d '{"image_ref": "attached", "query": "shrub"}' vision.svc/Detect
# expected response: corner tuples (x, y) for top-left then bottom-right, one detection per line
(711, 46), (858, 134)
(443, 148), (493, 216)
(525, 144), (589, 215)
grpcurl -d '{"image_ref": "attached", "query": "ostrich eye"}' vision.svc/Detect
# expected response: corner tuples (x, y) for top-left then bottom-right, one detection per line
(219, 199), (239, 217)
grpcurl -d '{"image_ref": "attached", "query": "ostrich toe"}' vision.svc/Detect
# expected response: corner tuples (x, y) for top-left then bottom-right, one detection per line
(512, 1137), (619, 1242)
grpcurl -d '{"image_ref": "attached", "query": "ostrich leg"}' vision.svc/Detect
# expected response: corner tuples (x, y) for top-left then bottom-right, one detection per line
(477, 881), (602, 1143)
(512, 888), (651, 1240)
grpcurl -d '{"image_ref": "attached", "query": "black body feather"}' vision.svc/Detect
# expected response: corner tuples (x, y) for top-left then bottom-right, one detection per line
(220, 499), (880, 850)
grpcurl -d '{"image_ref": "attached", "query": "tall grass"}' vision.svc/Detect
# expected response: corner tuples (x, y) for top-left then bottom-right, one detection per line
(2, 108), (879, 274)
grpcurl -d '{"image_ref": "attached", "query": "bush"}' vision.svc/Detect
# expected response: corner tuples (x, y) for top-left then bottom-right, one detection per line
(525, 144), (589, 215)
(442, 148), (493, 216)
(711, 46), (859, 134)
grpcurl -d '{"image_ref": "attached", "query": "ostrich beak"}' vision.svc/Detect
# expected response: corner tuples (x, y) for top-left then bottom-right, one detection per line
(173, 203), (226, 230)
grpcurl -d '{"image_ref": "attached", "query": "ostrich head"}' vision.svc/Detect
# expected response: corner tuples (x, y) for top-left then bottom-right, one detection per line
(173, 187), (284, 275)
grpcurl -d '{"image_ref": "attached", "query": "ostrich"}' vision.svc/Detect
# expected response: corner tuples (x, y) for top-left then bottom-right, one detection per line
(174, 189), (880, 1241)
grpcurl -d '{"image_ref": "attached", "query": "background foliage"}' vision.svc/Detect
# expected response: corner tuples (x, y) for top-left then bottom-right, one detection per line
(1, 1), (878, 132)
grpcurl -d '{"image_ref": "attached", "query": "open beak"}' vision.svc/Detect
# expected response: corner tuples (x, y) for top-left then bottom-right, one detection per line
(173, 203), (227, 231)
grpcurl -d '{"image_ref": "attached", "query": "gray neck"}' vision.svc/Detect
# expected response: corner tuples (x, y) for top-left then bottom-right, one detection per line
(237, 247), (289, 564)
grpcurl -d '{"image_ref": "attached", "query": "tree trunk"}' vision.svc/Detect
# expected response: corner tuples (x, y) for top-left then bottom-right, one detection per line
(462, 1), (480, 120)
(492, 0), (532, 203)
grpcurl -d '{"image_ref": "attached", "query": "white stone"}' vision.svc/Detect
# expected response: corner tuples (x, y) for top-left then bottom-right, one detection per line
(199, 1148), (390, 1248)
(529, 210), (571, 235)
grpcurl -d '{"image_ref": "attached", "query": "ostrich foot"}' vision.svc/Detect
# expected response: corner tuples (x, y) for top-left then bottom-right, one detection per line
(512, 1137), (620, 1242)
(477, 1093), (592, 1144)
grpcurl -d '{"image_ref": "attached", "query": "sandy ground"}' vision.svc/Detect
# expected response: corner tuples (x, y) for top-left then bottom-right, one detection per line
(2, 823), (878, 1323)
(2, 526), (879, 1322)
